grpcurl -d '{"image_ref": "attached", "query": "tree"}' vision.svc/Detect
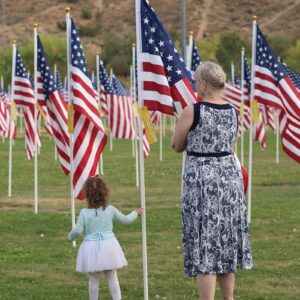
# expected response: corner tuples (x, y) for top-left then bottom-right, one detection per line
(215, 32), (250, 76)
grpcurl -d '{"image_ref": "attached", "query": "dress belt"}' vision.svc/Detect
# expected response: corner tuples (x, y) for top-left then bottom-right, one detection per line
(186, 151), (233, 157)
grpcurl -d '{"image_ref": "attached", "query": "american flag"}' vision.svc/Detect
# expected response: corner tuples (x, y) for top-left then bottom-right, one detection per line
(136, 0), (196, 115)
(98, 61), (112, 117)
(0, 86), (17, 140)
(13, 48), (41, 159)
(233, 72), (241, 89)
(55, 68), (65, 97)
(35, 59), (53, 138)
(0, 84), (8, 135)
(150, 110), (161, 126)
(253, 25), (300, 162)
(186, 35), (200, 92)
(111, 74), (135, 139)
(37, 35), (70, 174)
(143, 127), (150, 157)
(243, 53), (266, 148)
(190, 37), (201, 72)
(223, 83), (251, 137)
(281, 63), (300, 90)
(70, 18), (107, 199)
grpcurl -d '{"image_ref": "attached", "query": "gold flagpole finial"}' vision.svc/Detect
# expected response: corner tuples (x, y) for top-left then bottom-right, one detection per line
(252, 15), (257, 21)
(132, 43), (136, 47)
(54, 63), (57, 67)
(189, 31), (193, 35)
(96, 51), (99, 56)
(34, 23), (38, 28)
(242, 47), (245, 51)
(65, 7), (71, 13)
(13, 40), (16, 44)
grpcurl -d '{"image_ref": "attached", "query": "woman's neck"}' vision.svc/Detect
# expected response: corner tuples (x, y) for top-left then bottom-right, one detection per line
(202, 91), (226, 104)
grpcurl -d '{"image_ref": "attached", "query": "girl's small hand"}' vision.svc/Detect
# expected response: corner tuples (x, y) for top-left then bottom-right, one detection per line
(135, 208), (143, 216)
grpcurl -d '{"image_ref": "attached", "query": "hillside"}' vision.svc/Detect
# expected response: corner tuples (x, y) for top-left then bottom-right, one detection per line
(1, 0), (300, 54)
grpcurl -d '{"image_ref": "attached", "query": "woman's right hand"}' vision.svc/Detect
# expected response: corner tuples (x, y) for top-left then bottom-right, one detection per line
(135, 208), (144, 216)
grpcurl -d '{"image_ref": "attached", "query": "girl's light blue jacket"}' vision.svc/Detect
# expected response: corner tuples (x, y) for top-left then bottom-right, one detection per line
(68, 205), (138, 241)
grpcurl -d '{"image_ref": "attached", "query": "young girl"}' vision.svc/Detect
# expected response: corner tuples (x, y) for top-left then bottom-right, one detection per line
(68, 175), (143, 300)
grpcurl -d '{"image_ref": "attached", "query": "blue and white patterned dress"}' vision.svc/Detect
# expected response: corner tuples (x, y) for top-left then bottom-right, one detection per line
(182, 101), (253, 276)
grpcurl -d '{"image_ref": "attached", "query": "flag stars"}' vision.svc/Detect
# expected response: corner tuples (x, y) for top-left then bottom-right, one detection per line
(144, 17), (149, 24)
(166, 65), (172, 72)
(158, 40), (164, 47)
(176, 69), (182, 75)
(148, 38), (154, 44)
(167, 54), (173, 61)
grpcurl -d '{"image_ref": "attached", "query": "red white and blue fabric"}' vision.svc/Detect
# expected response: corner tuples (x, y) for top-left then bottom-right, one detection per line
(190, 38), (201, 73)
(13, 48), (41, 159)
(253, 25), (300, 162)
(137, 0), (196, 115)
(0, 89), (17, 140)
(35, 70), (53, 137)
(98, 61), (113, 117)
(223, 83), (251, 137)
(37, 35), (70, 174)
(55, 68), (65, 98)
(0, 85), (8, 135)
(70, 18), (107, 199)
(243, 54), (266, 149)
(143, 127), (150, 157)
(111, 75), (135, 139)
(150, 110), (161, 126)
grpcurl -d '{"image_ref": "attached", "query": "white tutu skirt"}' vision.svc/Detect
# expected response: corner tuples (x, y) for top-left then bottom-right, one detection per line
(76, 237), (128, 273)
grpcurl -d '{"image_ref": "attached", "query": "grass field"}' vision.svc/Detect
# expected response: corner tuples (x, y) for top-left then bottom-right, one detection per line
(0, 124), (299, 300)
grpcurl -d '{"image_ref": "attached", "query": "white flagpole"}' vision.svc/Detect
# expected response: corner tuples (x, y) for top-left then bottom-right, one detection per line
(248, 16), (257, 224)
(231, 61), (238, 155)
(240, 48), (245, 166)
(163, 113), (166, 136)
(66, 7), (76, 247)
(135, 0), (148, 298)
(186, 32), (193, 71)
(8, 41), (16, 197)
(159, 113), (163, 161)
(276, 110), (280, 164)
(109, 68), (113, 152)
(34, 24), (39, 213)
(20, 106), (23, 134)
(53, 64), (58, 161)
(96, 53), (104, 175)
(132, 44), (139, 188)
(130, 65), (135, 159)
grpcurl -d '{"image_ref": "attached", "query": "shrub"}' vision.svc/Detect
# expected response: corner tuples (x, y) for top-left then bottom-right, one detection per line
(78, 26), (97, 37)
(81, 8), (92, 20)
(57, 21), (66, 31)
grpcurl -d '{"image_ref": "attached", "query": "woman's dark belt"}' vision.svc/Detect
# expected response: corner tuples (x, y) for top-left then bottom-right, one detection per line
(186, 151), (233, 157)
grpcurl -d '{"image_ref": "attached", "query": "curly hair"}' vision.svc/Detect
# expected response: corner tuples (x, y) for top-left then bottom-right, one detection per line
(83, 176), (110, 209)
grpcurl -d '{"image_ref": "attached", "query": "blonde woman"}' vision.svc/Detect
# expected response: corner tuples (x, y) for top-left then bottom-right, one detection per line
(172, 62), (253, 300)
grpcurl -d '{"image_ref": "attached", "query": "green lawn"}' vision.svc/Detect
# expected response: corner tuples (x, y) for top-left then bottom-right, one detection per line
(0, 124), (299, 299)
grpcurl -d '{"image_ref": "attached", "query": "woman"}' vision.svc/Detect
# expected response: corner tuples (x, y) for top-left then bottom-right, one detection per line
(172, 62), (253, 300)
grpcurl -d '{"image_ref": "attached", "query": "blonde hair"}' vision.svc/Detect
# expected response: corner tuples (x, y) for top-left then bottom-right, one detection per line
(194, 61), (226, 92)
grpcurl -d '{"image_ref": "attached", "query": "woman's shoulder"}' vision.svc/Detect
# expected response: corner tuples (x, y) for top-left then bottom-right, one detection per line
(199, 101), (232, 110)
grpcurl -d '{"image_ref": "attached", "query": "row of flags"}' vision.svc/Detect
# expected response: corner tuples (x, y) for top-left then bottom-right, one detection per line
(1, 14), (154, 200)
(1, 1), (300, 200)
(1, 1), (299, 298)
